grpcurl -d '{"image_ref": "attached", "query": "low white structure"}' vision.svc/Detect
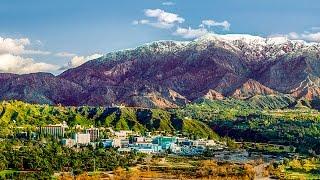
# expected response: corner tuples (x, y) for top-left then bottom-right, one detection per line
(112, 138), (130, 148)
(114, 130), (132, 138)
(74, 133), (90, 145)
(170, 143), (182, 154)
(131, 143), (162, 154)
(61, 138), (76, 147)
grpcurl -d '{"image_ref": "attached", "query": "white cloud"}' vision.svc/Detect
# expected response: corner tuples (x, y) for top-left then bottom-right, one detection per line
(162, 1), (175, 6)
(132, 19), (150, 25)
(35, 40), (43, 46)
(55, 52), (77, 57)
(287, 32), (300, 39)
(23, 50), (51, 55)
(0, 36), (57, 74)
(134, 9), (184, 29)
(146, 21), (176, 29)
(311, 27), (320, 31)
(0, 53), (59, 74)
(200, 19), (231, 31)
(0, 37), (30, 55)
(174, 27), (209, 39)
(145, 9), (184, 24)
(68, 53), (103, 68)
(287, 32), (320, 42)
(300, 32), (320, 42)
(0, 36), (51, 55)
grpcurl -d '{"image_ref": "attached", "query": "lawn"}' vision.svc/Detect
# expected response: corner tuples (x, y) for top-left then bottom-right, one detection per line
(286, 170), (320, 179)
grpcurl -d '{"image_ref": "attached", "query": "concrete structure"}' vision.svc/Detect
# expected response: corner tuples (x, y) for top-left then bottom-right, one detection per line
(114, 130), (132, 138)
(153, 136), (177, 150)
(74, 133), (90, 145)
(86, 127), (99, 142)
(62, 138), (76, 147)
(133, 136), (145, 143)
(121, 139), (130, 148)
(131, 143), (162, 154)
(170, 144), (182, 154)
(40, 121), (68, 138)
(206, 140), (217, 146)
(112, 138), (130, 148)
(179, 146), (205, 156)
(112, 138), (121, 147)
(179, 140), (193, 147)
(117, 148), (131, 153)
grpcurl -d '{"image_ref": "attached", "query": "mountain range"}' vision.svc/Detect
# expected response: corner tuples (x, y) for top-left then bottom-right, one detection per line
(1, 34), (320, 108)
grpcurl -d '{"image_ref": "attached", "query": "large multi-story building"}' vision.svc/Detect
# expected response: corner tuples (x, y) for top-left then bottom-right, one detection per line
(86, 127), (99, 142)
(40, 121), (68, 138)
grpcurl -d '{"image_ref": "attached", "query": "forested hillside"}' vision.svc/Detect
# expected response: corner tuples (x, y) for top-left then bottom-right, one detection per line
(173, 97), (320, 154)
(2, 97), (320, 153)
(0, 100), (217, 139)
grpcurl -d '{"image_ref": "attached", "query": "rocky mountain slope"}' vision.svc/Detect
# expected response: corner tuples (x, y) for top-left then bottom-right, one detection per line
(1, 34), (320, 108)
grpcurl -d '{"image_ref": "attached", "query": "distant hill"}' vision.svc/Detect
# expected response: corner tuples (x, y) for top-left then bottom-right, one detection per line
(1, 34), (320, 108)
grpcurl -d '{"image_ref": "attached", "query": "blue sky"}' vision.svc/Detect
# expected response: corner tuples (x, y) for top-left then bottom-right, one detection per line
(0, 0), (319, 74)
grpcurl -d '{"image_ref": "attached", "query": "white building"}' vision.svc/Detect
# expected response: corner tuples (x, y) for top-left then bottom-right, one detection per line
(40, 121), (68, 138)
(114, 130), (132, 138)
(206, 140), (217, 146)
(74, 133), (90, 145)
(169, 143), (182, 154)
(112, 138), (130, 148)
(131, 143), (162, 154)
(86, 127), (99, 142)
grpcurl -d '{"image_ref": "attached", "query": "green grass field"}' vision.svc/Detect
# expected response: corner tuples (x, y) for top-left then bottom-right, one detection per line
(286, 170), (320, 179)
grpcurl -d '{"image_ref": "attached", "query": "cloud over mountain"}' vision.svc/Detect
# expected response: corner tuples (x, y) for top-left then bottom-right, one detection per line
(0, 36), (51, 55)
(0, 53), (59, 74)
(288, 32), (320, 42)
(0, 36), (58, 74)
(133, 9), (184, 29)
(68, 53), (103, 68)
(200, 19), (231, 31)
(174, 27), (209, 39)
(0, 37), (30, 55)
(55, 52), (77, 57)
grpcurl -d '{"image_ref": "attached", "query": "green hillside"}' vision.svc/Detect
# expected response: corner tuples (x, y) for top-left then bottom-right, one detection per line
(0, 100), (217, 139)
(173, 96), (320, 154)
(174, 95), (296, 121)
